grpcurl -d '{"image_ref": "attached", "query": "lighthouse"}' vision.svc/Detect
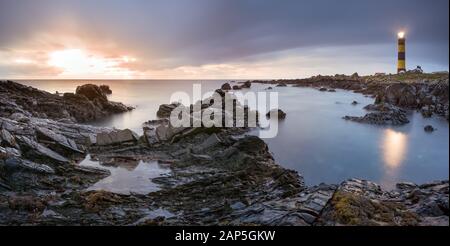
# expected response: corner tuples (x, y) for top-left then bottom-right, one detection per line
(397, 32), (406, 73)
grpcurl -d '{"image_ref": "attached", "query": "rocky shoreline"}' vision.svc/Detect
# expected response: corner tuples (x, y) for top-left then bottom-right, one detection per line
(251, 72), (449, 126)
(0, 79), (448, 226)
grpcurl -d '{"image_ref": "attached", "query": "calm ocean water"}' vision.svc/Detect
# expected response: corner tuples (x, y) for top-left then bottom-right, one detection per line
(19, 80), (449, 189)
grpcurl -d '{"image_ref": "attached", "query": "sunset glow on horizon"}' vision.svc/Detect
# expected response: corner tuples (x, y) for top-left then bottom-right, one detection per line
(46, 49), (138, 78)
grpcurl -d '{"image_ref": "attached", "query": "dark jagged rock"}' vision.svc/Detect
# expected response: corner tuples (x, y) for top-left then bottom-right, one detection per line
(16, 135), (69, 164)
(76, 84), (107, 102)
(316, 179), (448, 226)
(220, 83), (231, 90)
(424, 125), (435, 132)
(231, 81), (251, 90)
(241, 81), (252, 88)
(276, 82), (287, 87)
(36, 126), (83, 154)
(156, 103), (181, 118)
(1, 81), (132, 123)
(96, 129), (140, 146)
(3, 157), (54, 174)
(344, 103), (409, 125)
(99, 85), (112, 95)
(375, 83), (417, 108)
(266, 109), (287, 120)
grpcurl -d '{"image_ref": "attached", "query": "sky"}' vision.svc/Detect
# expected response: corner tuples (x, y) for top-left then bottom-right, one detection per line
(0, 0), (448, 79)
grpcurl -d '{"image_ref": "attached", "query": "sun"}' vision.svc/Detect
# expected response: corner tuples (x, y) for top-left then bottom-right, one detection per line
(47, 49), (137, 78)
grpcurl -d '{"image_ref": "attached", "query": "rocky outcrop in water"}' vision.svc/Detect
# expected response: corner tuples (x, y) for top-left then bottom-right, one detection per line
(266, 109), (286, 120)
(99, 85), (112, 95)
(343, 103), (410, 125)
(221, 83), (231, 90)
(231, 81), (251, 90)
(156, 103), (181, 118)
(424, 125), (435, 132)
(0, 81), (133, 123)
(375, 81), (449, 120)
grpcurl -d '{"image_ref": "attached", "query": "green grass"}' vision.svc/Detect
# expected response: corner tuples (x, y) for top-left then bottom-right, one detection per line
(363, 72), (449, 83)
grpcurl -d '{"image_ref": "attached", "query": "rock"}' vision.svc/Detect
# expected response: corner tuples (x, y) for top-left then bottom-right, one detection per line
(142, 119), (168, 145)
(41, 209), (63, 219)
(155, 123), (187, 142)
(16, 135), (69, 163)
(351, 101), (358, 105)
(189, 153), (213, 161)
(0, 146), (20, 158)
(241, 81), (251, 89)
(1, 129), (16, 147)
(266, 87), (273, 90)
(221, 83), (231, 90)
(0, 146), (8, 159)
(3, 157), (54, 174)
(232, 85), (241, 90)
(396, 182), (418, 190)
(193, 133), (222, 153)
(230, 201), (246, 210)
(36, 127), (83, 154)
(96, 129), (139, 146)
(276, 82), (287, 87)
(420, 106), (433, 118)
(351, 72), (359, 78)
(8, 195), (46, 212)
(1, 81), (131, 123)
(375, 83), (417, 108)
(266, 109), (287, 120)
(319, 87), (328, 91)
(233, 136), (271, 157)
(9, 112), (30, 123)
(424, 125), (435, 132)
(75, 84), (107, 102)
(99, 85), (112, 95)
(328, 89), (336, 92)
(157, 103), (181, 118)
(344, 103), (409, 125)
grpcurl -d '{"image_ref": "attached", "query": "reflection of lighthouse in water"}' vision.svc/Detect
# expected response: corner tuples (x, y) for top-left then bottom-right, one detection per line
(397, 32), (406, 73)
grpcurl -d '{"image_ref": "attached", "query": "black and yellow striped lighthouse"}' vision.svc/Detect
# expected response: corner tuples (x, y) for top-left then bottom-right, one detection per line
(397, 32), (406, 73)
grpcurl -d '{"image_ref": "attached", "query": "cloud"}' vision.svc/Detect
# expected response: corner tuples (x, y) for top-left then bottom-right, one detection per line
(0, 0), (448, 79)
